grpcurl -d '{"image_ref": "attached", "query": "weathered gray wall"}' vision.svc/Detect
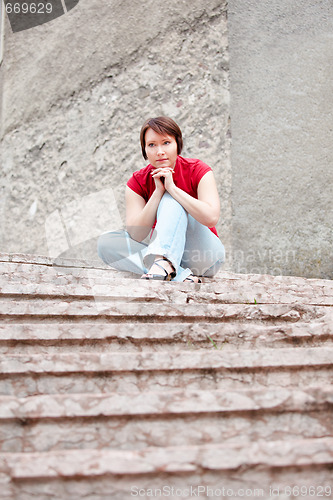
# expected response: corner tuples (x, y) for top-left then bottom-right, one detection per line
(0, 0), (231, 263)
(229, 0), (333, 278)
(1, 0), (332, 279)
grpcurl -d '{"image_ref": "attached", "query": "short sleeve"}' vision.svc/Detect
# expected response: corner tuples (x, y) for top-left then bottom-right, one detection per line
(192, 161), (212, 192)
(127, 170), (147, 201)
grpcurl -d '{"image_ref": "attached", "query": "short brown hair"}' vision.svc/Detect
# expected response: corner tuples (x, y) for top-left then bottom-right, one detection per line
(140, 116), (183, 160)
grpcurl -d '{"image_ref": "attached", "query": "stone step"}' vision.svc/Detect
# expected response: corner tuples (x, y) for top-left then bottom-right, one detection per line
(2, 260), (333, 305)
(2, 253), (331, 287)
(2, 279), (332, 306)
(0, 252), (110, 270)
(1, 364), (332, 398)
(0, 279), (185, 304)
(1, 405), (332, 454)
(1, 437), (332, 480)
(0, 252), (332, 498)
(0, 386), (331, 421)
(0, 320), (332, 355)
(3, 468), (333, 500)
(0, 347), (331, 375)
(0, 298), (329, 324)
(0, 348), (331, 397)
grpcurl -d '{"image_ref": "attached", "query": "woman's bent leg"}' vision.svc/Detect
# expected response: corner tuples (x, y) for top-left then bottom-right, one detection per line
(143, 193), (193, 281)
(98, 197), (225, 281)
(97, 230), (149, 275)
(181, 215), (225, 277)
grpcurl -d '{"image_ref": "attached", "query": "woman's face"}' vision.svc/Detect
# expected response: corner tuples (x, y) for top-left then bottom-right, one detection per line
(145, 128), (178, 169)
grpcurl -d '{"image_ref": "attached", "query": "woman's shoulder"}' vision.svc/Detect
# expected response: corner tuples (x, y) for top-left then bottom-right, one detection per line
(178, 156), (210, 169)
(178, 156), (212, 176)
(128, 163), (154, 183)
(132, 163), (154, 176)
(127, 164), (155, 201)
(127, 163), (153, 193)
(177, 156), (213, 189)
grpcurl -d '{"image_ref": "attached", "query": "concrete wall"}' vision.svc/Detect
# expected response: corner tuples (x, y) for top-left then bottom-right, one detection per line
(229, 0), (333, 278)
(0, 0), (231, 263)
(1, 0), (332, 279)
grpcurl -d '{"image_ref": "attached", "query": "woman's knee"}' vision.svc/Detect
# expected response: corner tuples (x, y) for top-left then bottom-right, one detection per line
(97, 230), (126, 262)
(202, 245), (225, 277)
(217, 244), (226, 265)
(158, 192), (186, 214)
(203, 258), (224, 277)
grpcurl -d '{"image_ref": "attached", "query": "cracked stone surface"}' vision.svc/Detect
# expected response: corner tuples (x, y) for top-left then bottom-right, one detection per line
(0, 253), (332, 498)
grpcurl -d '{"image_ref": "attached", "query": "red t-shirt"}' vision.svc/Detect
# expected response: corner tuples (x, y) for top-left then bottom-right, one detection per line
(126, 155), (218, 237)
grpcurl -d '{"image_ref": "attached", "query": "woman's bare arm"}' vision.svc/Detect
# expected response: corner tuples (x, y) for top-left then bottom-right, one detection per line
(125, 186), (164, 242)
(153, 169), (220, 227)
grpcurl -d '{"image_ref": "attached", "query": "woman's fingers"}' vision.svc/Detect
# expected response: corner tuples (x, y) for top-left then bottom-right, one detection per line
(151, 169), (175, 193)
(151, 168), (174, 193)
(151, 168), (173, 178)
(151, 171), (166, 193)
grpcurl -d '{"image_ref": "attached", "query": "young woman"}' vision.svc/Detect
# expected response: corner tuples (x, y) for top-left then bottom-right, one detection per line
(97, 116), (225, 282)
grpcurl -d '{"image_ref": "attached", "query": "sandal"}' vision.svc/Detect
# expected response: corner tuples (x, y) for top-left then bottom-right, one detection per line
(184, 274), (202, 283)
(141, 258), (176, 281)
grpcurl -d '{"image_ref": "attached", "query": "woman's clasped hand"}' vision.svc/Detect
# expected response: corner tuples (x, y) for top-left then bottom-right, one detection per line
(151, 167), (174, 192)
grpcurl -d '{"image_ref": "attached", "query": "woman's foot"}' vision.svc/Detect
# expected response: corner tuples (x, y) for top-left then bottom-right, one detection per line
(141, 256), (176, 281)
(184, 274), (202, 283)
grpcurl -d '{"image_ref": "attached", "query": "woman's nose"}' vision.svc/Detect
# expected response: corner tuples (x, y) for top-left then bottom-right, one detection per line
(156, 145), (164, 155)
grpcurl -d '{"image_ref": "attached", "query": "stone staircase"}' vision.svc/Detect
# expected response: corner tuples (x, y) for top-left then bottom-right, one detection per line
(0, 252), (332, 500)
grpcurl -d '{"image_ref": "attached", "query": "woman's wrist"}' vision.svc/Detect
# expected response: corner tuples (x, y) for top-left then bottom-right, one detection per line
(151, 188), (165, 201)
(166, 183), (178, 197)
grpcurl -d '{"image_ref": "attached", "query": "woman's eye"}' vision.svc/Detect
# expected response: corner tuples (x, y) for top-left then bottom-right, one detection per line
(164, 141), (170, 145)
(148, 143), (155, 147)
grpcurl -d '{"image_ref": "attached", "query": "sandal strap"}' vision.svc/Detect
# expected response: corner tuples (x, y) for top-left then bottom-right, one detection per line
(154, 258), (176, 279)
(184, 274), (202, 283)
(152, 260), (169, 277)
(141, 258), (176, 280)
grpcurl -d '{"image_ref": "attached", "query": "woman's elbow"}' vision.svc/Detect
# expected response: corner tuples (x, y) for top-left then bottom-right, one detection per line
(126, 224), (149, 242)
(203, 202), (220, 227)
(207, 211), (220, 227)
(207, 217), (219, 227)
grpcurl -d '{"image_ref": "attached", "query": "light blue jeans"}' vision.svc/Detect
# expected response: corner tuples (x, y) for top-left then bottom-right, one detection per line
(97, 192), (225, 282)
